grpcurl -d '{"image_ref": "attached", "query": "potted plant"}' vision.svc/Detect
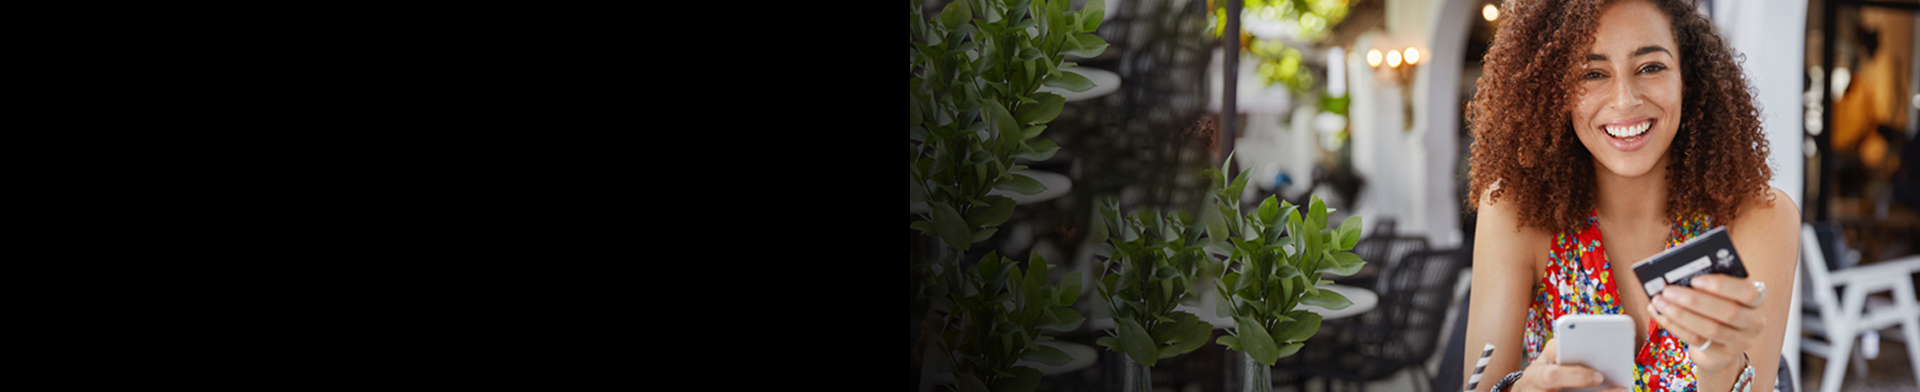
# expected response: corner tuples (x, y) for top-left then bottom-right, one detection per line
(1207, 157), (1366, 392)
(1089, 198), (1219, 392)
(910, 1), (1109, 391)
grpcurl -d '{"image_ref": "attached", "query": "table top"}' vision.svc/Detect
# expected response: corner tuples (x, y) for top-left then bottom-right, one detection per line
(1089, 284), (1381, 330)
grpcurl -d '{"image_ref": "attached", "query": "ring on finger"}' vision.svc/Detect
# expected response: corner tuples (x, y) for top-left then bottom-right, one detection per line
(1750, 281), (1767, 308)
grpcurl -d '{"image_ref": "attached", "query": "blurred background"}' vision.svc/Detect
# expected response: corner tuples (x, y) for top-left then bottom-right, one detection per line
(912, 0), (1919, 391)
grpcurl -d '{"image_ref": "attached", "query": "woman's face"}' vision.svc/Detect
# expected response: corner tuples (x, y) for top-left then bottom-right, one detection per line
(1571, 0), (1683, 179)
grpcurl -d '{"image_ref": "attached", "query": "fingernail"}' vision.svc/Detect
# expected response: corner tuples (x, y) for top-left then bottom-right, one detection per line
(1648, 303), (1661, 316)
(1593, 372), (1604, 384)
(1653, 297), (1668, 311)
(1663, 288), (1682, 300)
(1696, 277), (1715, 290)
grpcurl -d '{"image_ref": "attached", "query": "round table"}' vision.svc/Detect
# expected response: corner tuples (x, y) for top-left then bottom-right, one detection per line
(1087, 284), (1381, 330)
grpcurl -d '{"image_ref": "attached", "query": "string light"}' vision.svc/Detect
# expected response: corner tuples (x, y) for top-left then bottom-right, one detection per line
(1484, 4), (1499, 21)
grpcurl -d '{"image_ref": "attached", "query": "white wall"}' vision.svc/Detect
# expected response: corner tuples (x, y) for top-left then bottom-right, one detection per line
(1713, 0), (1809, 382)
(1348, 0), (1466, 248)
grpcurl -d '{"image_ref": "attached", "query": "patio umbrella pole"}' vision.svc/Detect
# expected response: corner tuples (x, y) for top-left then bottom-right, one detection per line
(1221, 0), (1240, 167)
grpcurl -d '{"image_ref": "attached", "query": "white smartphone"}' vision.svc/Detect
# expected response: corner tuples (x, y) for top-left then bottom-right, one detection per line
(1553, 314), (1635, 392)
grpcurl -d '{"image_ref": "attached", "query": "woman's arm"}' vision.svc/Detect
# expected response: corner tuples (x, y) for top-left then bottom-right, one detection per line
(1649, 187), (1800, 392)
(1461, 188), (1551, 391)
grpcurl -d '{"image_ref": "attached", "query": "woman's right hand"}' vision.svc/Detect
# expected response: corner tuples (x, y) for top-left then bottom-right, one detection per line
(1508, 340), (1627, 392)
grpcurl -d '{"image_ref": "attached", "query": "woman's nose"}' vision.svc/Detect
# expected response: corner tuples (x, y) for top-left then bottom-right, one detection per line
(1608, 77), (1644, 110)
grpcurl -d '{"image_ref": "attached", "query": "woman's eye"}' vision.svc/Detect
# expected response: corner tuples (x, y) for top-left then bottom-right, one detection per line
(1639, 64), (1667, 73)
(1583, 71), (1605, 79)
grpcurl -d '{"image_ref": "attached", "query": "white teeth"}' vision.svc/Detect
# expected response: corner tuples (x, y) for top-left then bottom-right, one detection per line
(1606, 121), (1650, 138)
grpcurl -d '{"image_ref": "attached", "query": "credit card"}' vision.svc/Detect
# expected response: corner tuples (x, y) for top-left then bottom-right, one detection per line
(1629, 226), (1747, 299)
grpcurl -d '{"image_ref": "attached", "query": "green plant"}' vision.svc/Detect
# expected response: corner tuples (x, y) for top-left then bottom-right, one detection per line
(1089, 199), (1216, 367)
(916, 252), (1084, 392)
(1207, 157), (1366, 365)
(909, 0), (1107, 252)
(910, 1), (1107, 391)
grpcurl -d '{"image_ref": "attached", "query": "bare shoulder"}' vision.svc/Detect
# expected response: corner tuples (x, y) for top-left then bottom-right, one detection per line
(1474, 184), (1552, 271)
(1728, 186), (1801, 240)
(1727, 186), (1801, 270)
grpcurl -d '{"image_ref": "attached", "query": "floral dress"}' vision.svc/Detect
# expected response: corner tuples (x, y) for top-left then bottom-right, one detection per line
(1523, 208), (1715, 392)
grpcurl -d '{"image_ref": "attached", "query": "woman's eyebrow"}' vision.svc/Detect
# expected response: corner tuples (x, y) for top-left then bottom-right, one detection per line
(1585, 45), (1672, 61)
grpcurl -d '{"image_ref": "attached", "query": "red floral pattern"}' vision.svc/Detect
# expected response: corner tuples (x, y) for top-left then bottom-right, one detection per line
(1523, 209), (1714, 392)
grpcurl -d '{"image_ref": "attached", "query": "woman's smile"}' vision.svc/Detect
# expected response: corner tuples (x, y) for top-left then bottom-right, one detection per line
(1601, 117), (1655, 152)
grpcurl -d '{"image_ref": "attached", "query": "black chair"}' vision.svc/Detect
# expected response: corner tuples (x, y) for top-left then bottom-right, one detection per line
(1337, 235), (1429, 289)
(1431, 290), (1471, 392)
(1287, 248), (1470, 392)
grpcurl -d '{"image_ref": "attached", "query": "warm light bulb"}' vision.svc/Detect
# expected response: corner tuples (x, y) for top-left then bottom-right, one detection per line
(1484, 4), (1499, 21)
(1405, 48), (1420, 65)
(1387, 50), (1402, 68)
(1367, 49), (1382, 67)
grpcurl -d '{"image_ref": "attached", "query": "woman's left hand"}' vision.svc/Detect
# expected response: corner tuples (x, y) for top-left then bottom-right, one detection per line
(1646, 273), (1767, 372)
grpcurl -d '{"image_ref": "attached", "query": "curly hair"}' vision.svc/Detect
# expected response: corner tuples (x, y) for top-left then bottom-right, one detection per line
(1466, 0), (1772, 232)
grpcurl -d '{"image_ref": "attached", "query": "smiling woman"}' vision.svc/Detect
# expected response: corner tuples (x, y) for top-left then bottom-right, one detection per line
(1460, 1), (1801, 392)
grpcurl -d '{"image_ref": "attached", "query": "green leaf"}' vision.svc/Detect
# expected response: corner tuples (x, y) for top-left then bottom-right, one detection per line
(941, 0), (972, 30)
(1117, 318), (1159, 366)
(1215, 283), (1237, 318)
(1064, 33), (1108, 57)
(1234, 316), (1281, 365)
(995, 172), (1047, 195)
(1046, 307), (1085, 331)
(1096, 336), (1122, 350)
(1021, 344), (1071, 366)
(985, 100), (1020, 144)
(1009, 14), (1037, 30)
(1228, 166), (1254, 209)
(992, 367), (1042, 392)
(1335, 216), (1362, 251)
(1019, 124), (1047, 140)
(1160, 312), (1212, 358)
(1077, 0), (1104, 32)
(1319, 252), (1366, 276)
(931, 203), (973, 251)
(1216, 334), (1243, 351)
(1300, 288), (1352, 310)
(958, 374), (990, 392)
(1056, 271), (1081, 306)
(1275, 264), (1302, 281)
(1275, 342), (1305, 359)
(966, 196), (1018, 228)
(1308, 197), (1327, 232)
(1256, 196), (1279, 223)
(972, 227), (998, 243)
(1042, 70), (1095, 92)
(1015, 46), (1043, 62)
(1275, 312), (1323, 343)
(1015, 93), (1064, 124)
(1012, 138), (1059, 161)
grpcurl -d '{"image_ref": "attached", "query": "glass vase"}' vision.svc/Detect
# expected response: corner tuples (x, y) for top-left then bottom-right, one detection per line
(1121, 354), (1152, 392)
(1240, 352), (1272, 392)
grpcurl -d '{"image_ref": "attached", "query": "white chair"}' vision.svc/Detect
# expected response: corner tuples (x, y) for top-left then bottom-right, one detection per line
(1797, 224), (1920, 392)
